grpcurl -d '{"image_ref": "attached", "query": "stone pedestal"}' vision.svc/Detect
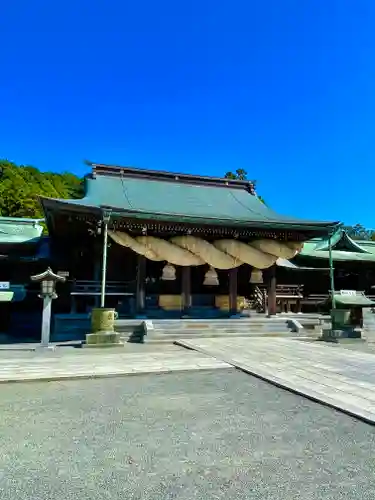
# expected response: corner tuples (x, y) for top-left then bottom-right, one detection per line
(321, 327), (362, 343)
(35, 345), (56, 353)
(85, 307), (121, 347)
(85, 331), (122, 348)
(320, 329), (340, 343)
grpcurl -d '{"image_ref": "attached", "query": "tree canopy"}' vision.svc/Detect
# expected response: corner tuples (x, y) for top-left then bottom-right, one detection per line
(0, 159), (83, 218)
(343, 224), (375, 241)
(224, 168), (250, 181)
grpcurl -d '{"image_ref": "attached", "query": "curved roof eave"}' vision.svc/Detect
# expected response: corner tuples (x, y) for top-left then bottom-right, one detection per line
(314, 229), (371, 254)
(40, 196), (339, 234)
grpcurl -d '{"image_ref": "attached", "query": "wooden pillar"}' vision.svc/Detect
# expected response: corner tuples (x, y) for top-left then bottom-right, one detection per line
(229, 268), (238, 316)
(181, 266), (191, 316)
(296, 298), (302, 313)
(268, 265), (277, 316)
(70, 294), (77, 314)
(136, 255), (146, 316)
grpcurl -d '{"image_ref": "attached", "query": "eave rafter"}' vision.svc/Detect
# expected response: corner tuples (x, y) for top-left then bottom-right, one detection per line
(46, 207), (323, 243)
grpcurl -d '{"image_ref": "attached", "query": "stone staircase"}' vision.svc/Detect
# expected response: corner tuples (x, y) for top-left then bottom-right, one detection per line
(52, 313), (329, 345)
(142, 317), (295, 343)
(143, 306), (234, 319)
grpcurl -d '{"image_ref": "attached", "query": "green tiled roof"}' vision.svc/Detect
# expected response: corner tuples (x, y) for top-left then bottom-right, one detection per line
(41, 164), (338, 232)
(298, 229), (375, 262)
(0, 291), (14, 302)
(0, 217), (44, 245)
(300, 249), (375, 262)
(276, 257), (329, 270)
(333, 292), (375, 307)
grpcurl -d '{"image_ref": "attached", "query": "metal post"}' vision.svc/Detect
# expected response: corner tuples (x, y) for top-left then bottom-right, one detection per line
(94, 241), (101, 308)
(326, 229), (338, 341)
(328, 232), (336, 311)
(328, 230), (336, 312)
(100, 210), (111, 308)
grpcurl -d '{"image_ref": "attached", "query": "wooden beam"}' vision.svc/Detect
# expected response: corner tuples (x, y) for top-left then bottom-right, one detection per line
(136, 255), (146, 315)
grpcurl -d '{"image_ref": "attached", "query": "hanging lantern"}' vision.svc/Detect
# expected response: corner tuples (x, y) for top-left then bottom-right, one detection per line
(250, 268), (263, 284)
(161, 263), (176, 281)
(203, 267), (219, 286)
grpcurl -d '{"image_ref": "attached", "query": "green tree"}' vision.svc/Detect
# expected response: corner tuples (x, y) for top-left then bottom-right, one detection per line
(343, 224), (375, 241)
(224, 168), (248, 180)
(224, 169), (266, 204)
(0, 159), (84, 218)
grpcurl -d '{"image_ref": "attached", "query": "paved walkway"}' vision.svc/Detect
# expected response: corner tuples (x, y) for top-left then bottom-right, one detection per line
(176, 337), (375, 424)
(0, 345), (230, 383)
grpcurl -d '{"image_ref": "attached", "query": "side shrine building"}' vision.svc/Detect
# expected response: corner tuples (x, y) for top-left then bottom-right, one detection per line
(36, 163), (339, 339)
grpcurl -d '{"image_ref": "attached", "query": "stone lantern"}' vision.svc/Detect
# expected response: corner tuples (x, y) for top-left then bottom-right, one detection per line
(30, 267), (66, 348)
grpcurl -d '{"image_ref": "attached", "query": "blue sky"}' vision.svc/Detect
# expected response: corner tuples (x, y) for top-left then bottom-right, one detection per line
(1, 1), (374, 226)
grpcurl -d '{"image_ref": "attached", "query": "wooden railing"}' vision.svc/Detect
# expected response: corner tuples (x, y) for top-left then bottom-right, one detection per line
(252, 286), (267, 312)
(70, 280), (135, 297)
(69, 280), (136, 314)
(275, 284), (304, 298)
(301, 294), (329, 305)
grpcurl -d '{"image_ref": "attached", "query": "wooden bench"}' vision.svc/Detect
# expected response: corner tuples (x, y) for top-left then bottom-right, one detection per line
(276, 285), (304, 313)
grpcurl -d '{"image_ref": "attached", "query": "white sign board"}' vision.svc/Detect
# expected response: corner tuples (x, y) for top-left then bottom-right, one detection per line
(340, 290), (357, 296)
(0, 282), (10, 290)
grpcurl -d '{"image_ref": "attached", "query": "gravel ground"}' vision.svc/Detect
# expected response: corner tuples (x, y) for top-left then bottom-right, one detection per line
(0, 370), (374, 500)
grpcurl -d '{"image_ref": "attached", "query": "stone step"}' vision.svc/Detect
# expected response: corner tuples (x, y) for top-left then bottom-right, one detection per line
(53, 315), (297, 344)
(145, 331), (296, 343)
(151, 317), (283, 322)
(151, 319), (289, 328)
(151, 325), (290, 333)
(152, 324), (290, 333)
(151, 330), (290, 338)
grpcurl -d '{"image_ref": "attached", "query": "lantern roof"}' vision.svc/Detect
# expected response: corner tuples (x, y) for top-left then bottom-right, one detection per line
(30, 267), (66, 283)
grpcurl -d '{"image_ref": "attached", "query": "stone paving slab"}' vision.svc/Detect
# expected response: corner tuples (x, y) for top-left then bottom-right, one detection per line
(0, 347), (231, 383)
(176, 337), (375, 424)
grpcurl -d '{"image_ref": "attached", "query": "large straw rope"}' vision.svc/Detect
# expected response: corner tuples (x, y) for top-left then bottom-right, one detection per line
(108, 230), (303, 270)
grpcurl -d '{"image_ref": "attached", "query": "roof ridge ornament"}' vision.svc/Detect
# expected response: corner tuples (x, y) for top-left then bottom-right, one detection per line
(89, 162), (256, 190)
